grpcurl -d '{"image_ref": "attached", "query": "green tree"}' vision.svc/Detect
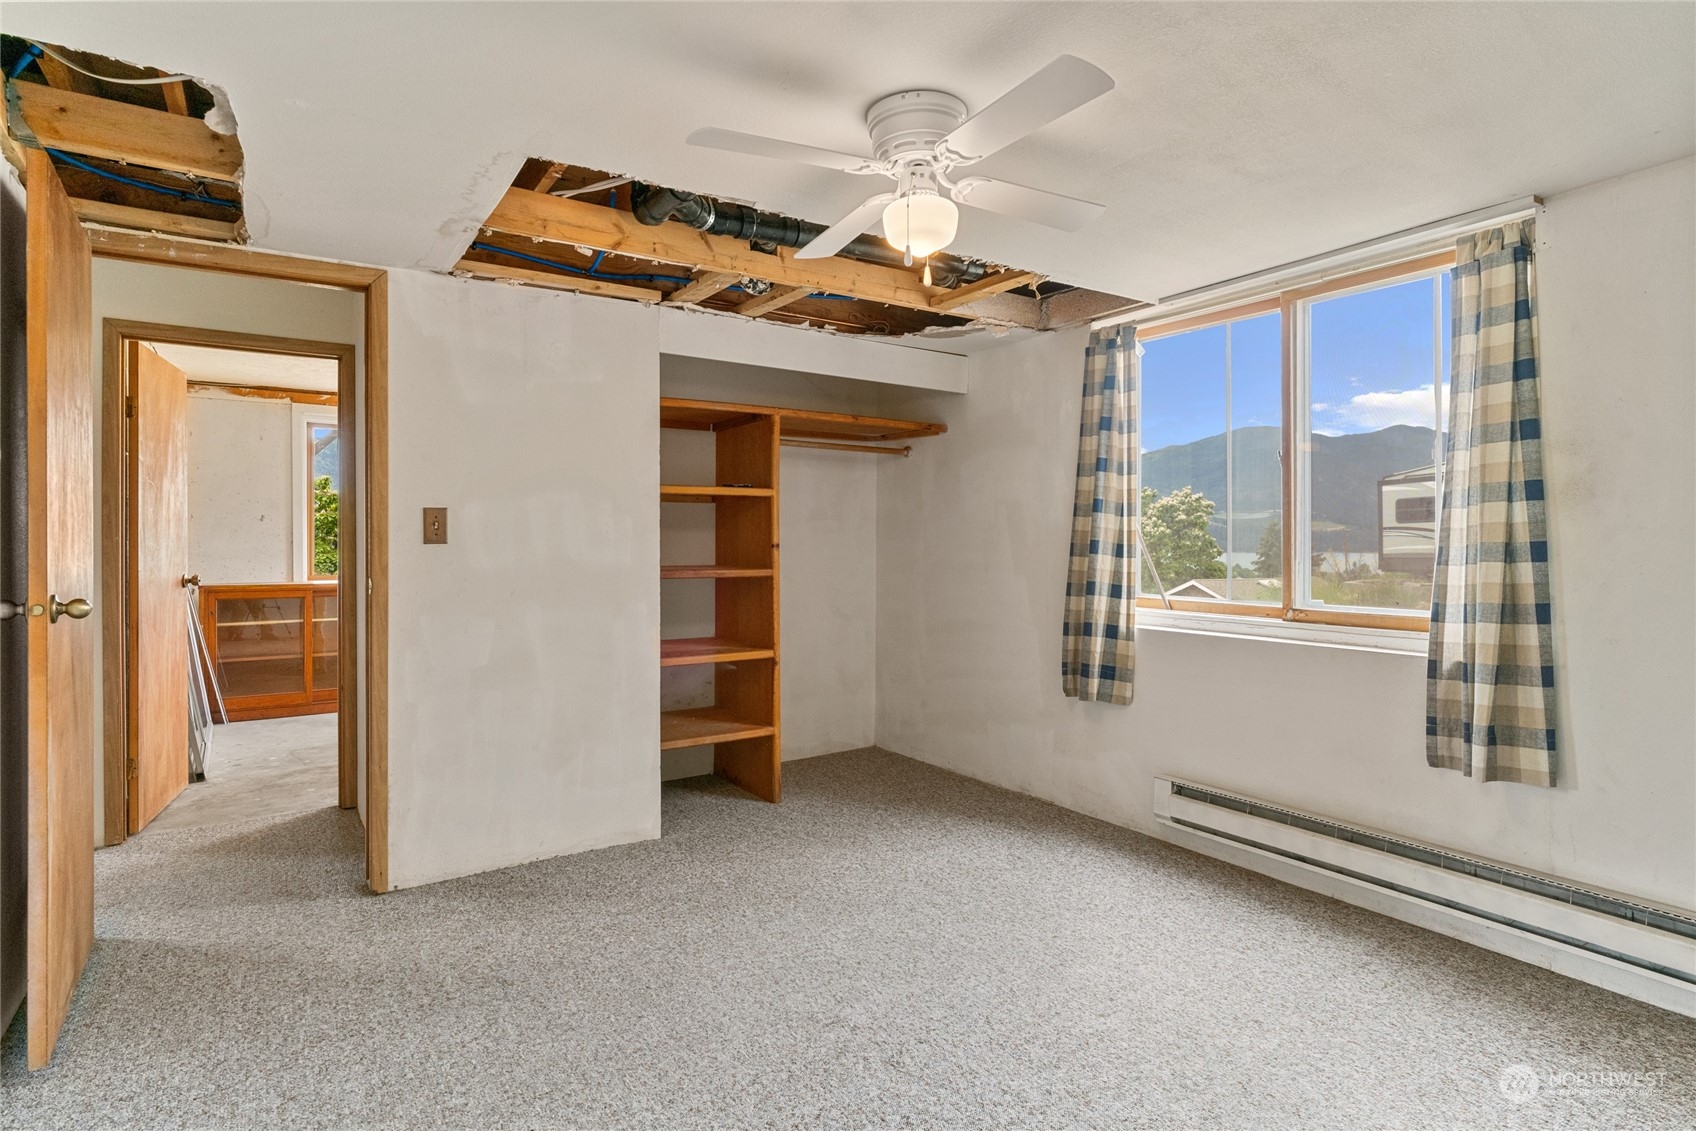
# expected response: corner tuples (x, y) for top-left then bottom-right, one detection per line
(1253, 518), (1281, 578)
(312, 475), (338, 576)
(1139, 485), (1225, 589)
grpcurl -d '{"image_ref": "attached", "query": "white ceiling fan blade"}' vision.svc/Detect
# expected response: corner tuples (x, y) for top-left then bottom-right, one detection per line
(951, 176), (1105, 231)
(939, 55), (1115, 165)
(794, 193), (896, 259)
(686, 128), (885, 175)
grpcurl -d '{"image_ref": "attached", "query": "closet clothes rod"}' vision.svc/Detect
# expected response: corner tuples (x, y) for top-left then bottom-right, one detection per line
(780, 439), (912, 458)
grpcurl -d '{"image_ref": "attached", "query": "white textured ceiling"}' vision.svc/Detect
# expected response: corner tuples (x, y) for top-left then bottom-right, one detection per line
(152, 342), (338, 390)
(10, 2), (1694, 301)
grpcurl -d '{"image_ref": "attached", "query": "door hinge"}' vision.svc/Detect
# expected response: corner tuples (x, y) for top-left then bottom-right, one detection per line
(125, 395), (136, 419)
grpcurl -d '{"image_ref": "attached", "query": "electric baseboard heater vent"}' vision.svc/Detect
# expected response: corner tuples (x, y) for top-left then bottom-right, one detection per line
(1152, 777), (1696, 1016)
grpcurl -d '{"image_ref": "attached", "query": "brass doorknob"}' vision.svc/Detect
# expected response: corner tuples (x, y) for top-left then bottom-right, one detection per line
(49, 596), (92, 623)
(182, 574), (201, 588)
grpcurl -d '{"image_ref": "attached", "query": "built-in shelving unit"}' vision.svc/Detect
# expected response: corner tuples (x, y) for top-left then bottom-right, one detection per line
(658, 397), (945, 804)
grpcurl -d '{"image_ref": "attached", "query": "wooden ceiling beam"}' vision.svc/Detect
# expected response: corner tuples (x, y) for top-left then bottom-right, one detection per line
(518, 161), (567, 194)
(735, 284), (814, 319)
(454, 257), (663, 303)
(11, 82), (242, 181)
(159, 79), (190, 116)
(929, 269), (1040, 313)
(71, 198), (240, 242)
(665, 270), (742, 305)
(34, 55), (99, 97)
(482, 188), (938, 313)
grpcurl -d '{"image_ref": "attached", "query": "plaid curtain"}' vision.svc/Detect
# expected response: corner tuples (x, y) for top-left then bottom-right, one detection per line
(1427, 221), (1556, 785)
(1062, 328), (1136, 705)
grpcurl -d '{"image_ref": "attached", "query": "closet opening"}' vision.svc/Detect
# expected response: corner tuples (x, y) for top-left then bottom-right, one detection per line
(657, 356), (946, 810)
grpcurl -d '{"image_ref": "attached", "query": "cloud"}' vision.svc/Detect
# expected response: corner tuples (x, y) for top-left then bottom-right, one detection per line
(1315, 383), (1446, 433)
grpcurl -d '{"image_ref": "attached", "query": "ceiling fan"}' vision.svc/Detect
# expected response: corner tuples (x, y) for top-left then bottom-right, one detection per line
(687, 55), (1114, 272)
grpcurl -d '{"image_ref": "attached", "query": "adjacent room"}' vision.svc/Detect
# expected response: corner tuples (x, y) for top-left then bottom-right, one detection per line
(0, 4), (1692, 1129)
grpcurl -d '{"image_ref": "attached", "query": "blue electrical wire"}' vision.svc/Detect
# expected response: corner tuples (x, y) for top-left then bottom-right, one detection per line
(471, 241), (693, 285)
(47, 148), (240, 209)
(8, 44), (43, 79)
(469, 241), (856, 301)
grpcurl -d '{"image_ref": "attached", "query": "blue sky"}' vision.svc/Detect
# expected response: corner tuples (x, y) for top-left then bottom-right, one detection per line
(1140, 273), (1451, 452)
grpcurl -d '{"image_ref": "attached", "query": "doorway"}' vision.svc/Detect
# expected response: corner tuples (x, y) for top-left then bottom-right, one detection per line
(101, 323), (357, 841)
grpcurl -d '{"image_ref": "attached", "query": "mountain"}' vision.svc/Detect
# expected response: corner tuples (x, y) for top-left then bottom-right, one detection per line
(1142, 424), (1438, 555)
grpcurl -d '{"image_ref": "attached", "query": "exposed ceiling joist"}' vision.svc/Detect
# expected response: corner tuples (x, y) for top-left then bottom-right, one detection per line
(11, 81), (242, 181)
(929, 270), (1040, 312)
(453, 256), (663, 303)
(481, 187), (939, 313)
(159, 78), (189, 116)
(33, 53), (96, 96)
(70, 197), (239, 241)
(665, 270), (741, 305)
(735, 284), (813, 318)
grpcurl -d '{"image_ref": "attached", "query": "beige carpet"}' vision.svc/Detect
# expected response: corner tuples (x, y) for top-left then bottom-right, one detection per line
(3, 749), (1691, 1129)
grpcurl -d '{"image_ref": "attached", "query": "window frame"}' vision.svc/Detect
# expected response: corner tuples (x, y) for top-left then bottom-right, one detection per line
(1133, 249), (1456, 633)
(291, 403), (340, 581)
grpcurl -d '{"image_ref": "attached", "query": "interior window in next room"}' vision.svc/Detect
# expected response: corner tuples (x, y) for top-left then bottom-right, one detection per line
(307, 420), (339, 578)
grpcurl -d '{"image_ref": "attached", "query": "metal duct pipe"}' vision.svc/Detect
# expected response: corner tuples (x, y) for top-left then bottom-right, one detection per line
(630, 184), (987, 289)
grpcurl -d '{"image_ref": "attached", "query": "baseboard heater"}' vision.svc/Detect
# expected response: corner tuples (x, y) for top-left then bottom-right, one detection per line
(1152, 777), (1696, 1016)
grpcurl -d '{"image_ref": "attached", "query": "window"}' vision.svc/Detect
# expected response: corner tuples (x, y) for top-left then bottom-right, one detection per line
(1135, 251), (1453, 630)
(292, 406), (339, 579)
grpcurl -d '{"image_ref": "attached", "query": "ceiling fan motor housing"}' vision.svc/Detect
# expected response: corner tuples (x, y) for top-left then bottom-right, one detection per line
(865, 90), (969, 167)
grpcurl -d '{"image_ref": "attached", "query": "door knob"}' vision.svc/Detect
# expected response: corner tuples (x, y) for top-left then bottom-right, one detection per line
(0, 600), (23, 621)
(49, 595), (92, 623)
(182, 574), (201, 588)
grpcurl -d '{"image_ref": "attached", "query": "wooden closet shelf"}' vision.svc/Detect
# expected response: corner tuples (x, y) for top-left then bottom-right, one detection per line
(660, 396), (946, 443)
(661, 484), (774, 503)
(660, 565), (773, 580)
(660, 638), (776, 667)
(660, 707), (777, 750)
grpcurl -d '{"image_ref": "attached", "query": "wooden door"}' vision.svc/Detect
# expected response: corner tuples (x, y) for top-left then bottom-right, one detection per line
(126, 343), (188, 832)
(24, 148), (96, 1069)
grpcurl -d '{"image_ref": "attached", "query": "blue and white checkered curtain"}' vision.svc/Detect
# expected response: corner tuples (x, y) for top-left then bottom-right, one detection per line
(1062, 327), (1136, 705)
(1427, 221), (1557, 785)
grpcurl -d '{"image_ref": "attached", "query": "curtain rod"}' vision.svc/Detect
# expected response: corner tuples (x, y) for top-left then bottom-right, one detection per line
(1097, 195), (1542, 331)
(780, 438), (912, 457)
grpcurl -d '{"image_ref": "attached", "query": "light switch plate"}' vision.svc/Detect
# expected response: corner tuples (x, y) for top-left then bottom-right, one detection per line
(422, 507), (448, 544)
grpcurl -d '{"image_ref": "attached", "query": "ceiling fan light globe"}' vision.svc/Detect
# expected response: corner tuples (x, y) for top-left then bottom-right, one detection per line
(882, 192), (958, 259)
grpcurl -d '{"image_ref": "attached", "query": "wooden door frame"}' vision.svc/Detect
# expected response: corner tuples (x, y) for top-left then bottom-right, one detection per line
(87, 230), (390, 893)
(105, 323), (356, 833)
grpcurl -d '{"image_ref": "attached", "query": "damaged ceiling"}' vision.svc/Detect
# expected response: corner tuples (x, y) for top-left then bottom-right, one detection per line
(0, 35), (244, 241)
(457, 160), (1141, 337)
(1, 4), (1691, 319)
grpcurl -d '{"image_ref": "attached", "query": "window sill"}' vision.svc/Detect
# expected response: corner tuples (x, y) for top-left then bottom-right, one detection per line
(1135, 606), (1429, 655)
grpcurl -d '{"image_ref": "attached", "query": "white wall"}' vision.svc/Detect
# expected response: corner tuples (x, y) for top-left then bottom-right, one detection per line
(185, 390), (293, 584)
(384, 272), (661, 889)
(658, 358), (886, 779)
(875, 156), (1696, 912)
(89, 260), (363, 842)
